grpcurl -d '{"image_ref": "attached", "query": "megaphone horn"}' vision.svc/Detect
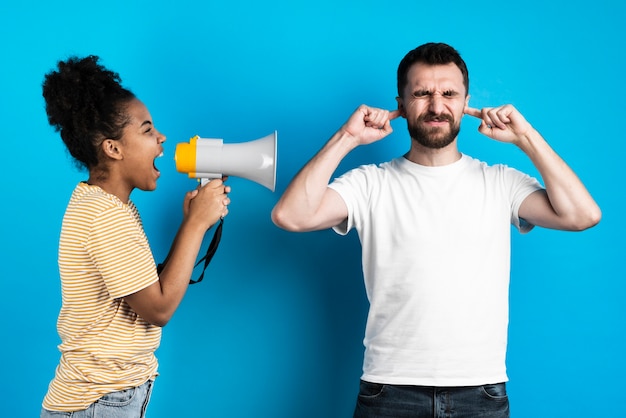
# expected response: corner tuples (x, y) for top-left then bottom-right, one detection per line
(175, 131), (277, 191)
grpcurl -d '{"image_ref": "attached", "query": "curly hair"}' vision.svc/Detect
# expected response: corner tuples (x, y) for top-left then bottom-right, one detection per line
(397, 43), (469, 98)
(42, 55), (136, 170)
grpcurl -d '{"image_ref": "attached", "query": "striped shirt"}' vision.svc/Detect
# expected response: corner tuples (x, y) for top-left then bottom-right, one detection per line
(43, 182), (161, 411)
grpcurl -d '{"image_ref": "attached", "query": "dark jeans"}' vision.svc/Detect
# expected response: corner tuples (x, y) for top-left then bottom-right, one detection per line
(353, 380), (509, 418)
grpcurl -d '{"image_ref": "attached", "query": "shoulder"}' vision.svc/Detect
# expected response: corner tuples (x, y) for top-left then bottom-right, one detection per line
(462, 154), (531, 178)
(66, 183), (142, 231)
(336, 158), (403, 179)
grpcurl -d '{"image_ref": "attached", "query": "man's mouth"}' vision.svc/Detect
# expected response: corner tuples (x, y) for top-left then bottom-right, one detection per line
(423, 114), (453, 123)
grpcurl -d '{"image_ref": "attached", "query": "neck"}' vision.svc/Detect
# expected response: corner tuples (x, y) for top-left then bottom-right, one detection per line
(87, 175), (131, 204)
(404, 141), (462, 167)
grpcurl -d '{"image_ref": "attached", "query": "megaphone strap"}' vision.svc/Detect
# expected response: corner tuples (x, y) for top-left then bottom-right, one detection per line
(190, 217), (224, 284)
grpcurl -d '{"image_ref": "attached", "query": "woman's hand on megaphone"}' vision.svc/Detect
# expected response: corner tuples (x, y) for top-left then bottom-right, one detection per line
(183, 178), (231, 231)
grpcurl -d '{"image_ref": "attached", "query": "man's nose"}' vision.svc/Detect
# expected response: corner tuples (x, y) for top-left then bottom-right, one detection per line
(428, 94), (444, 114)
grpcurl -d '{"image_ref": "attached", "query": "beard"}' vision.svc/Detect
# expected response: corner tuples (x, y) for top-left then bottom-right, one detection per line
(407, 112), (461, 149)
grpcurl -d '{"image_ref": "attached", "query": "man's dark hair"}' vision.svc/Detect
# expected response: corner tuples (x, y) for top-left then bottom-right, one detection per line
(397, 43), (469, 97)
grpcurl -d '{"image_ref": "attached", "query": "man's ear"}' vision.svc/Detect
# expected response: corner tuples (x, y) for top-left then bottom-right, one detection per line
(463, 94), (471, 113)
(101, 139), (124, 161)
(396, 96), (407, 118)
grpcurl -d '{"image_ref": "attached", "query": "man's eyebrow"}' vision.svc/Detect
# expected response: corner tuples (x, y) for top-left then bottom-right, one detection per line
(140, 120), (153, 127)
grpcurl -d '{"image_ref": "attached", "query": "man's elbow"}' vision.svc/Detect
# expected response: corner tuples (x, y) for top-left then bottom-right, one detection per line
(567, 206), (602, 231)
(271, 206), (306, 232)
(578, 207), (602, 230)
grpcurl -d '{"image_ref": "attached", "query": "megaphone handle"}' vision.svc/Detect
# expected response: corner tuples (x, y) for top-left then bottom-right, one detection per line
(189, 217), (224, 284)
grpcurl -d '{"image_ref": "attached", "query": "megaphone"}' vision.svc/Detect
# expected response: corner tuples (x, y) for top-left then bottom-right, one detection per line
(175, 131), (277, 191)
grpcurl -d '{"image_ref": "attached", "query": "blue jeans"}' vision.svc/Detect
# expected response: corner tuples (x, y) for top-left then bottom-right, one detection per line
(353, 380), (509, 418)
(40, 380), (154, 418)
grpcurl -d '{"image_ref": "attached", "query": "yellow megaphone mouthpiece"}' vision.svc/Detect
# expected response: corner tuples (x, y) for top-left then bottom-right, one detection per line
(174, 136), (199, 175)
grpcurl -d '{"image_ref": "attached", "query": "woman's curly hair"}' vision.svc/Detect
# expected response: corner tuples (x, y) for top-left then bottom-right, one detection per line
(42, 55), (135, 170)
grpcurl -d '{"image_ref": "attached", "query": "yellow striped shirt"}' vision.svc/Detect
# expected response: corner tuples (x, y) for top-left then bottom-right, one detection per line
(43, 182), (161, 411)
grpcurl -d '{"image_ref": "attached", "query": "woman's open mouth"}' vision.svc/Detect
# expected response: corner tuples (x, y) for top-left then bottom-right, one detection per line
(153, 152), (164, 175)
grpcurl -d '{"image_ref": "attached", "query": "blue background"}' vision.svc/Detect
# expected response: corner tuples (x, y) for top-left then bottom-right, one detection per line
(1, 1), (624, 417)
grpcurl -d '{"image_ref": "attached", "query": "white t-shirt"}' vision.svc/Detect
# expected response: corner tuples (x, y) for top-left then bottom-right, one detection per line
(328, 154), (543, 386)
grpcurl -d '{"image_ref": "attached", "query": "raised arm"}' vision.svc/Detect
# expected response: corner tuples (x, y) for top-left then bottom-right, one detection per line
(465, 105), (601, 231)
(272, 105), (399, 232)
(124, 179), (230, 326)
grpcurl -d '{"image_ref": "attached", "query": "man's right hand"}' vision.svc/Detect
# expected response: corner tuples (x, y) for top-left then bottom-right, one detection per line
(341, 104), (401, 146)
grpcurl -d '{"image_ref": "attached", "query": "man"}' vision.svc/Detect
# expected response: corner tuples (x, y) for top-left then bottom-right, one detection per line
(271, 43), (600, 418)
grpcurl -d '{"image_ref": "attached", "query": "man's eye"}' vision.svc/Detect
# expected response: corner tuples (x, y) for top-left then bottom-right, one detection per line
(443, 90), (456, 97)
(413, 90), (429, 97)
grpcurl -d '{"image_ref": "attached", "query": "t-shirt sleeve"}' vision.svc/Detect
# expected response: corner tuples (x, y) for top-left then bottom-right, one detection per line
(328, 165), (373, 236)
(504, 167), (544, 233)
(87, 206), (159, 299)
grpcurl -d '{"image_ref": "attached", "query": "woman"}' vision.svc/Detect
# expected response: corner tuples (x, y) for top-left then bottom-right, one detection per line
(40, 55), (229, 417)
